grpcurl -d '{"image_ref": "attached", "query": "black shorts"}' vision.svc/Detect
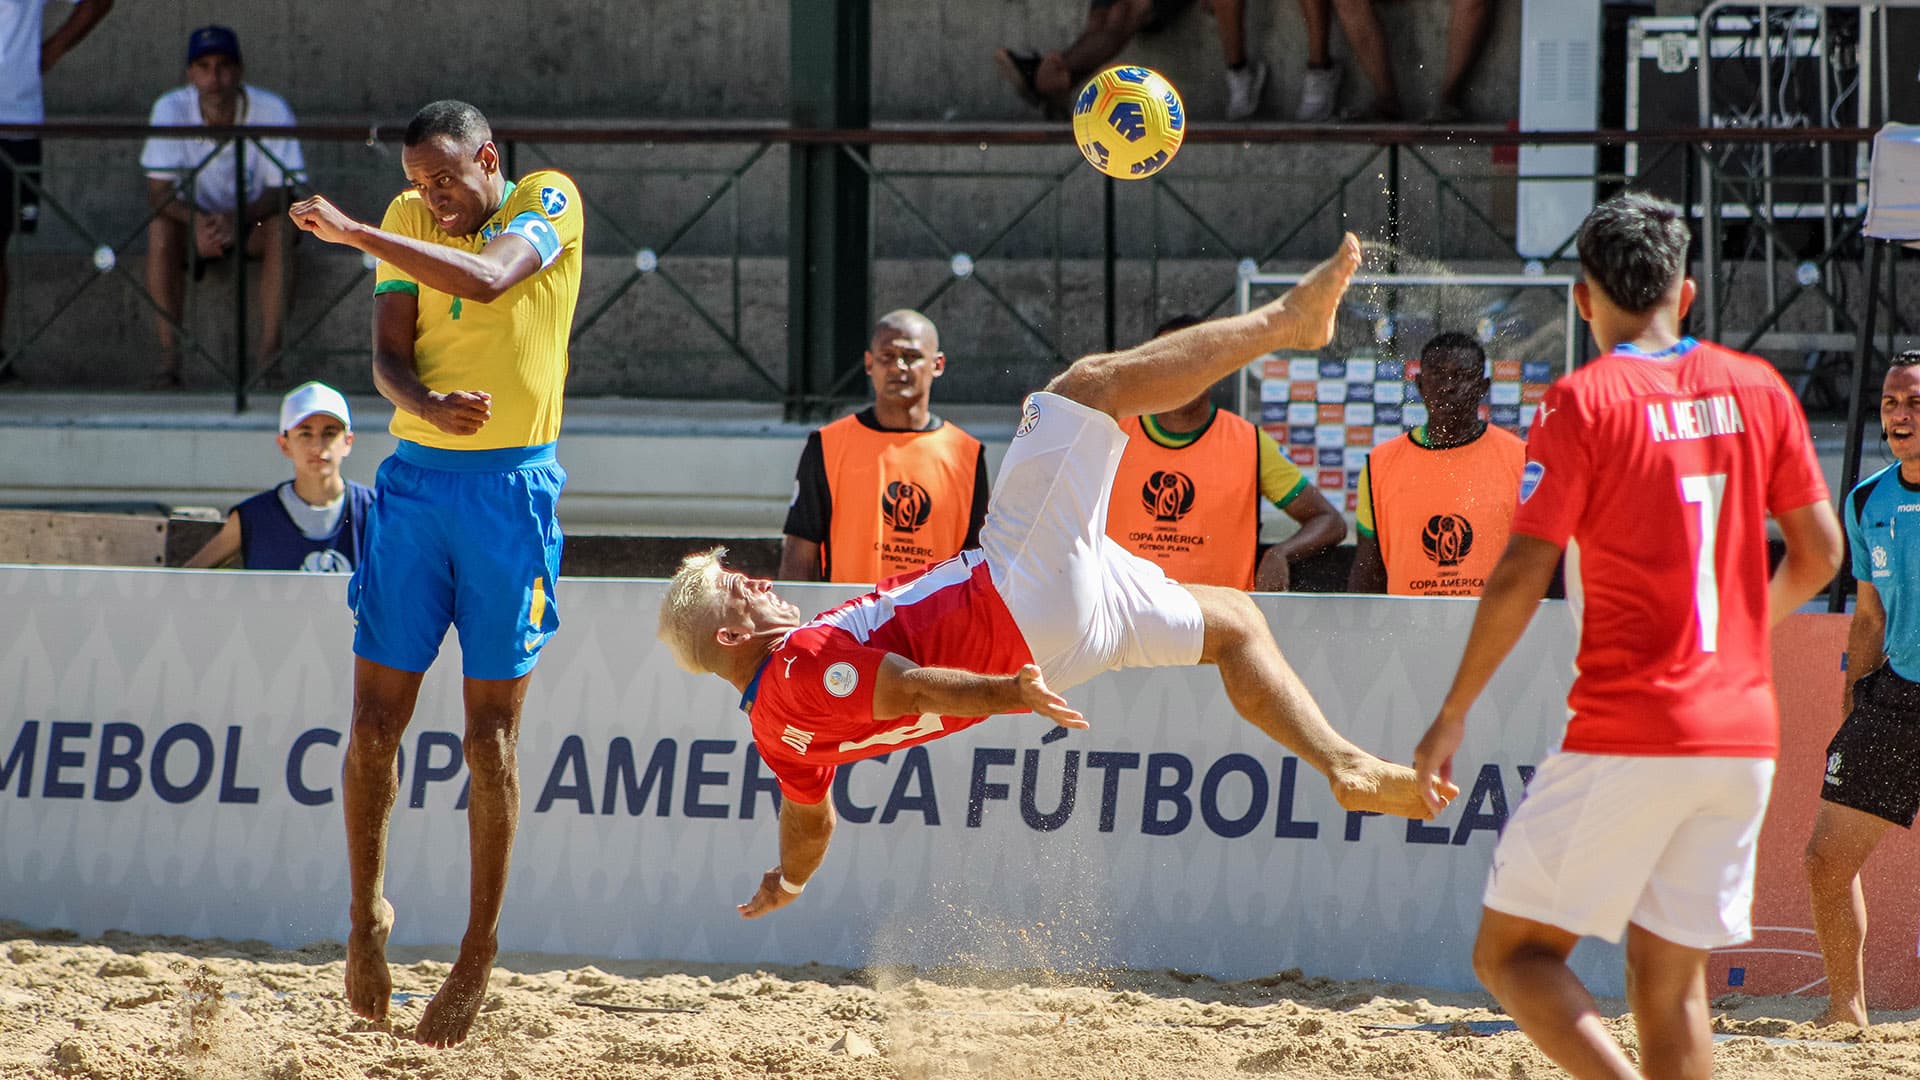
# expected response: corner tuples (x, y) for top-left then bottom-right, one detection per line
(1820, 663), (1920, 828)
(1089, 0), (1197, 34)
(0, 138), (41, 239)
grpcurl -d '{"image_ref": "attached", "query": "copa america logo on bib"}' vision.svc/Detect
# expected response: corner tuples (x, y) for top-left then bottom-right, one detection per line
(822, 662), (859, 697)
(1016, 396), (1041, 438)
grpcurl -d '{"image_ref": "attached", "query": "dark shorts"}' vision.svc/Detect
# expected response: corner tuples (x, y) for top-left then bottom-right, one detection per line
(0, 139), (41, 238)
(1089, 0), (1197, 34)
(1820, 663), (1920, 828)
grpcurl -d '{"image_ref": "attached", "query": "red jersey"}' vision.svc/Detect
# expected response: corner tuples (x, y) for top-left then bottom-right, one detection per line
(1512, 339), (1828, 757)
(741, 549), (1034, 803)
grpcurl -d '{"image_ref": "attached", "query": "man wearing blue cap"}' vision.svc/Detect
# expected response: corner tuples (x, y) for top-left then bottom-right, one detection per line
(139, 25), (304, 389)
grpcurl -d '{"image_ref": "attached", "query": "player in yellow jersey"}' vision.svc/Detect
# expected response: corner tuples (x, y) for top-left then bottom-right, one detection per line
(289, 100), (583, 1048)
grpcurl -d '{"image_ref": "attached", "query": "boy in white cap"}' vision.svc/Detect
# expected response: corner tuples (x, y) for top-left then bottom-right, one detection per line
(185, 381), (374, 571)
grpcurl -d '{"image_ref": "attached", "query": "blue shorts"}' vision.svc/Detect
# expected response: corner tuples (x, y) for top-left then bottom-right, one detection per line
(349, 441), (566, 680)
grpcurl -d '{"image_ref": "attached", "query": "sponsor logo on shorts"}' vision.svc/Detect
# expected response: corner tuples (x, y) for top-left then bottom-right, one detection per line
(1421, 514), (1474, 567)
(1016, 396), (1041, 437)
(1519, 460), (1545, 503)
(540, 186), (569, 217)
(882, 480), (934, 533)
(1140, 470), (1196, 522)
(524, 630), (551, 652)
(823, 662), (859, 697)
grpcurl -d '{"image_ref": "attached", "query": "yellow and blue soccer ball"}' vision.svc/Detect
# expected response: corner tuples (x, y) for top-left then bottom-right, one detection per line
(1071, 65), (1186, 180)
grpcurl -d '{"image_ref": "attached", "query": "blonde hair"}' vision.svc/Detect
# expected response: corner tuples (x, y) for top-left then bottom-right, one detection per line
(657, 546), (730, 673)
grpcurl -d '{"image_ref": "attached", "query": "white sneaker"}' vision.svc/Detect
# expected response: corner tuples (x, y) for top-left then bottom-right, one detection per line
(1225, 59), (1268, 121)
(1296, 64), (1340, 123)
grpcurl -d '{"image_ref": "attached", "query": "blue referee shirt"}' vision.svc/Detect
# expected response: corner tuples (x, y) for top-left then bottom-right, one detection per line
(1847, 463), (1920, 680)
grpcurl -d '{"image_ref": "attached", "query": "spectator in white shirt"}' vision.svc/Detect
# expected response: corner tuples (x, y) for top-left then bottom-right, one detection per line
(0, 0), (112, 385)
(140, 25), (304, 390)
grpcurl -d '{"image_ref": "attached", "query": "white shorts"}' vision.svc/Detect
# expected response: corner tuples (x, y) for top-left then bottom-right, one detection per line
(978, 392), (1205, 692)
(1483, 752), (1775, 950)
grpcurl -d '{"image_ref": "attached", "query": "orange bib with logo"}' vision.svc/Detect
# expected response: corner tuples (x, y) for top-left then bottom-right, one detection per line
(821, 415), (982, 583)
(1105, 412), (1259, 589)
(1367, 426), (1525, 596)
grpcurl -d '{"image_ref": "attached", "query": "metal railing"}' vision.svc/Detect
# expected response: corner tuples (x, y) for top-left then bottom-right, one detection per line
(0, 120), (1905, 416)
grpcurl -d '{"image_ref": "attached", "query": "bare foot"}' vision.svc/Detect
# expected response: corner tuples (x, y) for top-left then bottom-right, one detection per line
(344, 896), (394, 1022)
(1811, 1005), (1868, 1029)
(1272, 233), (1363, 350)
(414, 942), (496, 1048)
(1331, 756), (1456, 820)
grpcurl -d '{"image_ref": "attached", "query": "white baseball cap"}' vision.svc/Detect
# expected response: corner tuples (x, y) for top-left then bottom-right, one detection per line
(279, 381), (352, 433)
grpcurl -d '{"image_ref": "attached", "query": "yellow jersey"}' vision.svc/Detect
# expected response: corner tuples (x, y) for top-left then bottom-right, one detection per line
(372, 170), (584, 450)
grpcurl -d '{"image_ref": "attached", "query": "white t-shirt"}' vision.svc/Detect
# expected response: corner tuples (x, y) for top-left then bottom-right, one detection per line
(139, 83), (306, 213)
(0, 0), (80, 125)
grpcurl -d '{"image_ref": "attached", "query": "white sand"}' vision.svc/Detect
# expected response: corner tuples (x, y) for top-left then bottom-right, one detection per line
(3, 920), (1916, 1079)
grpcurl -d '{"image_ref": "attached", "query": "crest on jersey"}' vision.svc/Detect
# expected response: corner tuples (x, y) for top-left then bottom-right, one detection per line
(540, 186), (569, 217)
(1016, 396), (1041, 438)
(1519, 460), (1545, 503)
(1873, 546), (1889, 571)
(1826, 751), (1842, 785)
(302, 548), (352, 573)
(823, 662), (859, 698)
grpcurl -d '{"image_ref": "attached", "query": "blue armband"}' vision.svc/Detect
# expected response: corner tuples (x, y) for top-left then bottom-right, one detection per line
(503, 211), (563, 267)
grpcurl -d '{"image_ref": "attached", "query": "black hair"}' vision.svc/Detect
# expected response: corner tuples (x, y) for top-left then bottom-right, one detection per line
(1152, 313), (1205, 339)
(1894, 350), (1920, 369)
(1575, 192), (1690, 314)
(404, 100), (492, 150)
(1420, 331), (1486, 372)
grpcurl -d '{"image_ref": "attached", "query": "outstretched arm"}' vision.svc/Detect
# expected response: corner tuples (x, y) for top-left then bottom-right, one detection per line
(1412, 533), (1561, 813)
(289, 194), (543, 303)
(738, 795), (835, 918)
(870, 655), (1086, 729)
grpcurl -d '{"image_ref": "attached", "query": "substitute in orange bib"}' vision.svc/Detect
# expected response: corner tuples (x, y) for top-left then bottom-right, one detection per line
(1347, 332), (1525, 597)
(779, 309), (989, 583)
(1108, 315), (1345, 590)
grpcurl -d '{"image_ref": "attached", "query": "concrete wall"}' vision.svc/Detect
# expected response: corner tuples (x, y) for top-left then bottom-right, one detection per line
(40, 0), (1521, 124)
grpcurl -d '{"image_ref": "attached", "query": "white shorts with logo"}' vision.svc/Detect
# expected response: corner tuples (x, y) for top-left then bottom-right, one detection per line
(978, 392), (1205, 692)
(1483, 752), (1775, 949)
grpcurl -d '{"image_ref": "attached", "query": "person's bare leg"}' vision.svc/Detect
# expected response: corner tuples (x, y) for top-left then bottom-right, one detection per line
(1189, 584), (1442, 818)
(248, 215), (290, 375)
(1804, 802), (1890, 1027)
(1297, 0), (1333, 67)
(1046, 233), (1360, 419)
(1061, 0), (1151, 78)
(1329, 0), (1400, 116)
(1624, 924), (1714, 1080)
(415, 673), (531, 1047)
(342, 657), (426, 1025)
(1474, 909), (1640, 1079)
(1438, 0), (1492, 110)
(1208, 0), (1248, 67)
(145, 216), (187, 383)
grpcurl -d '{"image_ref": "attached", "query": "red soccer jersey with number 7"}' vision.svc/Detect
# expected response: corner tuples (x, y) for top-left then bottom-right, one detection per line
(1512, 339), (1829, 757)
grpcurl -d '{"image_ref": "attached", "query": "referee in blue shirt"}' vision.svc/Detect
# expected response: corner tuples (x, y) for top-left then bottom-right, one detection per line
(1806, 350), (1920, 1028)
